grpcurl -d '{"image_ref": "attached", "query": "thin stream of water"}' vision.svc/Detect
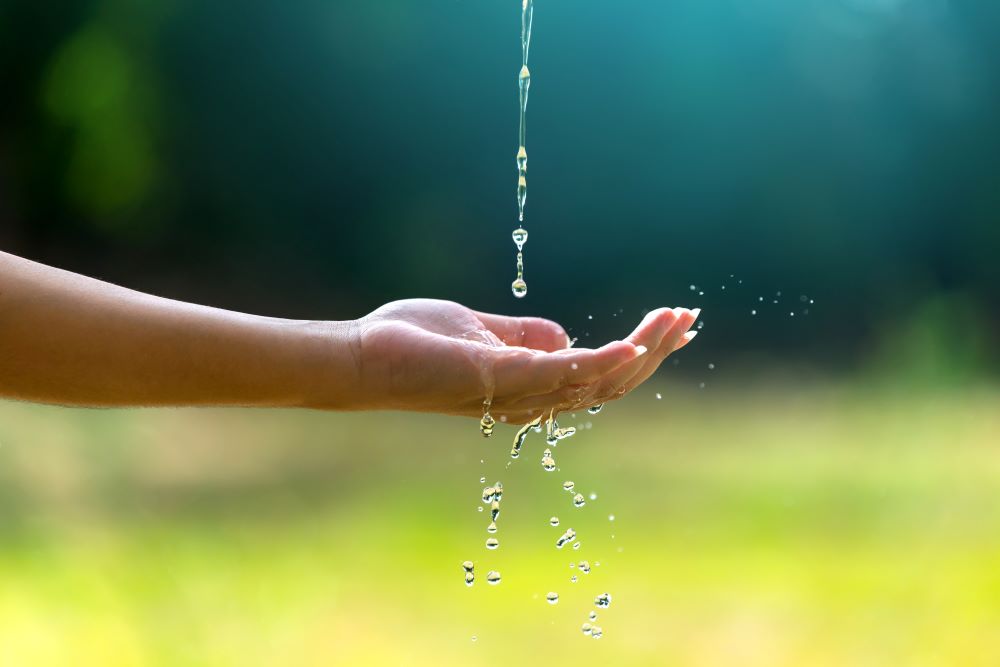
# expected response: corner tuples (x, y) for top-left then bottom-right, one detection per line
(511, 0), (533, 298)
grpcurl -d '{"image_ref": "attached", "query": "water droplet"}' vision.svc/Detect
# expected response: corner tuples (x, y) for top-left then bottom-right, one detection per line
(493, 482), (503, 501)
(595, 593), (612, 608)
(477, 506), (484, 513)
(608, 514), (615, 521)
(465, 571), (475, 586)
(655, 392), (662, 400)
(708, 363), (715, 370)
(486, 537), (499, 550)
(462, 561), (474, 572)
(751, 309), (757, 315)
(486, 570), (501, 585)
(587, 404), (604, 414)
(587, 315), (593, 320)
(581, 623), (593, 635)
(490, 500), (500, 521)
(479, 476), (486, 483)
(573, 493), (586, 508)
(589, 611), (598, 621)
(571, 575), (578, 583)
(546, 592), (559, 605)
(555, 426), (576, 440)
(578, 560), (591, 574)
(480, 412), (495, 437)
(482, 487), (496, 504)
(572, 542), (581, 550)
(591, 626), (603, 639)
(589, 492), (597, 500)
(549, 516), (560, 526)
(563, 481), (575, 492)
(471, 635), (477, 642)
(511, 278), (527, 298)
(487, 521), (497, 534)
(512, 226), (528, 251)
(556, 528), (576, 549)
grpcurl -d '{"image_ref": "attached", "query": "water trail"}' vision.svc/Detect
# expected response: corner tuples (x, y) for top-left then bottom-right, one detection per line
(511, 0), (534, 298)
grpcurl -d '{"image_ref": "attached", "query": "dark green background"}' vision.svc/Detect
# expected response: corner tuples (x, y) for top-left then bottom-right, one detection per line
(2, 0), (997, 374)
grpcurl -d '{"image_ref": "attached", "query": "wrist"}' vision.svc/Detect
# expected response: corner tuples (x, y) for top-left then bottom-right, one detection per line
(292, 318), (363, 410)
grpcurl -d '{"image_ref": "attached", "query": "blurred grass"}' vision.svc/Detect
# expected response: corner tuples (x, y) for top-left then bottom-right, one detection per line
(0, 382), (999, 666)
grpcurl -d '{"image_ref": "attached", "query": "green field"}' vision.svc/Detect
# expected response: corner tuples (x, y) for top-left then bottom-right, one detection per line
(1, 383), (998, 666)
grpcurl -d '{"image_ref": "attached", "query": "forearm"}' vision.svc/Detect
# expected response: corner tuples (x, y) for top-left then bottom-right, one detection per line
(0, 251), (358, 409)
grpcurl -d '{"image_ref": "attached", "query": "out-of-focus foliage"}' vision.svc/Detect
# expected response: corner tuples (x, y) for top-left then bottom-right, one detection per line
(0, 0), (997, 373)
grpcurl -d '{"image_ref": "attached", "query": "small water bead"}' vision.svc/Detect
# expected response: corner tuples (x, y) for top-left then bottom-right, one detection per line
(486, 571), (501, 585)
(479, 477), (486, 483)
(477, 506), (484, 513)
(572, 542), (581, 550)
(582, 623), (593, 636)
(589, 492), (597, 500)
(516, 146), (527, 175)
(595, 593), (612, 608)
(609, 514), (615, 521)
(555, 426), (576, 440)
(462, 561), (474, 572)
(655, 392), (662, 400)
(487, 521), (498, 534)
(482, 487), (496, 504)
(556, 528), (576, 549)
(546, 592), (559, 605)
(493, 482), (503, 501)
(589, 611), (598, 621)
(465, 572), (475, 587)
(511, 278), (528, 298)
(587, 404), (604, 415)
(486, 537), (499, 550)
(549, 516), (560, 527)
(751, 309), (757, 315)
(578, 560), (591, 574)
(480, 413), (495, 437)
(512, 229), (528, 255)
(563, 481), (575, 492)
(491, 500), (501, 521)
(591, 626), (603, 639)
(708, 363), (715, 370)
(571, 575), (578, 583)
(541, 455), (556, 472)
(573, 493), (586, 508)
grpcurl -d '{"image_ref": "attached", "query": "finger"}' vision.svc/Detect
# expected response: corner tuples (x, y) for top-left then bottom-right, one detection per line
(620, 309), (698, 393)
(474, 311), (570, 351)
(571, 308), (678, 402)
(672, 329), (698, 352)
(491, 340), (643, 397)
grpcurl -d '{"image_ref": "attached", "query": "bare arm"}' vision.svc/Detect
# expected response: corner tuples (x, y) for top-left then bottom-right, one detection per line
(0, 250), (698, 419)
(0, 250), (355, 408)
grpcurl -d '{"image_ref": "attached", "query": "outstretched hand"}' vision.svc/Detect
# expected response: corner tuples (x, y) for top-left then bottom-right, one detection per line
(351, 299), (699, 421)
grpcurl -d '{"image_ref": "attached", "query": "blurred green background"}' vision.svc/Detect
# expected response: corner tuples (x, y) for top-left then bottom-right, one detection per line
(1, 0), (999, 664)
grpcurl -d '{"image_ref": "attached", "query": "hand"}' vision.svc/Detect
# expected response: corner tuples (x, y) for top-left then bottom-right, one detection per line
(349, 299), (699, 421)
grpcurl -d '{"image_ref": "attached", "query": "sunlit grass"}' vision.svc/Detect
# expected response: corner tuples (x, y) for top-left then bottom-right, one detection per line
(0, 383), (998, 666)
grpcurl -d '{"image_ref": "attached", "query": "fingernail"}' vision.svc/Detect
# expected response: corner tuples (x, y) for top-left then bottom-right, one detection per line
(683, 331), (698, 341)
(691, 308), (702, 320)
(635, 344), (648, 356)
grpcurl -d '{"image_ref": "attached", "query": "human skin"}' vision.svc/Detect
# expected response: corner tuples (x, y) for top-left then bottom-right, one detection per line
(0, 250), (698, 422)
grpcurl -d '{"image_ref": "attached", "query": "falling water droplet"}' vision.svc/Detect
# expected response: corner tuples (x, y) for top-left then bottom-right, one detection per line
(595, 593), (612, 608)
(511, 278), (527, 298)
(487, 521), (497, 534)
(546, 592), (559, 605)
(556, 528), (577, 549)
(486, 571), (501, 585)
(591, 626), (603, 639)
(549, 516), (560, 526)
(573, 493), (586, 508)
(563, 481), (575, 492)
(486, 537), (499, 550)
(587, 404), (604, 414)
(582, 623), (593, 635)
(578, 560), (591, 574)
